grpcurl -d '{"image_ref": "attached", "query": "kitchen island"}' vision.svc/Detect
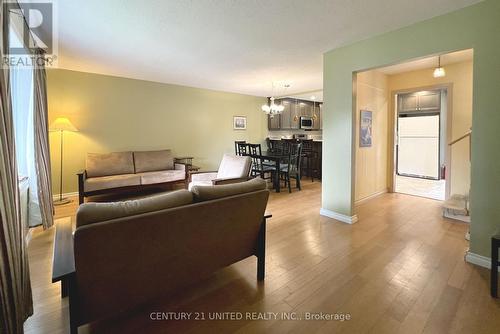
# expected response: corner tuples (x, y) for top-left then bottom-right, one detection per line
(267, 138), (322, 180)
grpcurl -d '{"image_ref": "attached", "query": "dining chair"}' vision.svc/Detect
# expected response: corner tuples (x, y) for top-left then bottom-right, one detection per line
(280, 142), (303, 193)
(247, 143), (275, 181)
(235, 141), (246, 155)
(237, 142), (250, 156)
(282, 138), (298, 155)
(266, 138), (274, 153)
(273, 139), (285, 155)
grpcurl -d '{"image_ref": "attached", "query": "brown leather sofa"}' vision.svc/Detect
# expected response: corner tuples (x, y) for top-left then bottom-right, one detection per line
(56, 178), (270, 333)
(77, 150), (188, 204)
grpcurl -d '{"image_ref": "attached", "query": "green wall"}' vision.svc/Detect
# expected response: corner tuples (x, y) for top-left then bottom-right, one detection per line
(47, 69), (267, 194)
(323, 0), (500, 257)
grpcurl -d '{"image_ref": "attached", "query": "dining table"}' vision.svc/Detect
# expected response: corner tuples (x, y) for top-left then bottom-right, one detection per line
(248, 151), (289, 193)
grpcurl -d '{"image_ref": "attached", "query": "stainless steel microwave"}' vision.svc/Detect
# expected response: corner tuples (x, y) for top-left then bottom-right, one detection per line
(300, 116), (313, 129)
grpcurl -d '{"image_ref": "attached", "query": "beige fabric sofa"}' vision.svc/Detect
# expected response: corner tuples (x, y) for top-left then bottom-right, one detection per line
(55, 178), (270, 333)
(188, 153), (252, 190)
(77, 150), (188, 204)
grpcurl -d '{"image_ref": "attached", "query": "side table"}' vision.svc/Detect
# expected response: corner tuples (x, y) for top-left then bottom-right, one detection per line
(491, 235), (500, 298)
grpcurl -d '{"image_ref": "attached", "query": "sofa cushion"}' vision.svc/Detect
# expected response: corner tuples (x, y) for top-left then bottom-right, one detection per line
(84, 174), (141, 192)
(86, 152), (135, 178)
(191, 177), (266, 202)
(138, 170), (185, 185)
(216, 154), (251, 179)
(134, 150), (174, 173)
(76, 190), (193, 227)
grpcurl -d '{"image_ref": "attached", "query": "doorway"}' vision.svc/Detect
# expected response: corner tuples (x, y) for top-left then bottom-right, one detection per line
(394, 89), (446, 200)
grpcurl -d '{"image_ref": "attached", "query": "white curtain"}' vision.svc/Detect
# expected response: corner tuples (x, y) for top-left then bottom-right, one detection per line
(9, 23), (42, 227)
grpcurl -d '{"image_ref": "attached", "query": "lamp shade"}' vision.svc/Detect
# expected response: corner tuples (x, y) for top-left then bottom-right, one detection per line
(49, 117), (78, 132)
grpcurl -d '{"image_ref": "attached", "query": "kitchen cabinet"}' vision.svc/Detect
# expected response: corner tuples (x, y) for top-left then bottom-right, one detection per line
(418, 91), (441, 110)
(268, 113), (281, 130)
(399, 91), (441, 113)
(268, 98), (323, 130)
(312, 102), (322, 130)
(280, 99), (293, 129)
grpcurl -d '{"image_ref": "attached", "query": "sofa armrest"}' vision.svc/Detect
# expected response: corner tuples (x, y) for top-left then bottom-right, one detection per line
(191, 172), (218, 183)
(212, 176), (251, 185)
(174, 163), (189, 180)
(52, 218), (75, 297)
(190, 170), (217, 175)
(77, 170), (87, 204)
(174, 162), (186, 170)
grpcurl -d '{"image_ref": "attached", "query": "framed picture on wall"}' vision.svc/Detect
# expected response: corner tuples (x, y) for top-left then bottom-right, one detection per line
(360, 110), (373, 147)
(233, 116), (247, 130)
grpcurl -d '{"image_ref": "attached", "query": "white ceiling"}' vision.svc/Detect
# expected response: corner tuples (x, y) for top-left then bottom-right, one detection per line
(287, 90), (324, 102)
(377, 49), (474, 75)
(50, 0), (482, 96)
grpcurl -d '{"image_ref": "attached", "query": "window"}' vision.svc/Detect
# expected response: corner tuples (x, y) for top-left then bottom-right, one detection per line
(9, 16), (42, 227)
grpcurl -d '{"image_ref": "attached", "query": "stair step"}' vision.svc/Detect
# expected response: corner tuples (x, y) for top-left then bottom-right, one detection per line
(444, 210), (471, 223)
(442, 193), (469, 222)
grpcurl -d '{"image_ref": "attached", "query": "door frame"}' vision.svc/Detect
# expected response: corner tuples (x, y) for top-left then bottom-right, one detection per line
(389, 83), (453, 200)
(396, 111), (441, 180)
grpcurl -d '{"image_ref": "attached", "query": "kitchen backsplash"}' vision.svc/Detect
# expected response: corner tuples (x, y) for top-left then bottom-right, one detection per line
(268, 130), (322, 141)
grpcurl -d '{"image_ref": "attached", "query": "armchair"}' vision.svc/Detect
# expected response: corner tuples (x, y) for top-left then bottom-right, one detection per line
(188, 154), (252, 190)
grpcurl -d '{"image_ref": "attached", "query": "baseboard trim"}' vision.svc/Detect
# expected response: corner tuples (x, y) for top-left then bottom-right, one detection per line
(465, 251), (499, 271)
(320, 208), (358, 224)
(52, 192), (79, 200)
(355, 188), (389, 205)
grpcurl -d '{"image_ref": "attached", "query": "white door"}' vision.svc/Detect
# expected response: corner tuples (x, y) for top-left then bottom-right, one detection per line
(397, 114), (440, 179)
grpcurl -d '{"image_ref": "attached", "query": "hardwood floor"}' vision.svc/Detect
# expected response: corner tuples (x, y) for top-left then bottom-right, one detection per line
(24, 182), (500, 333)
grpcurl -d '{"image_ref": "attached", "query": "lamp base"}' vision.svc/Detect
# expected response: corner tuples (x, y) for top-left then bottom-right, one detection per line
(54, 198), (72, 206)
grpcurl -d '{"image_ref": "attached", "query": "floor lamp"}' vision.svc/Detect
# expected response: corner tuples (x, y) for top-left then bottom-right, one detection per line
(49, 117), (78, 205)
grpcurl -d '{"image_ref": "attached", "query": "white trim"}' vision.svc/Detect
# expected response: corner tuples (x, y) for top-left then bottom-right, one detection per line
(320, 208), (359, 224)
(52, 191), (79, 200)
(465, 251), (499, 271)
(355, 188), (388, 205)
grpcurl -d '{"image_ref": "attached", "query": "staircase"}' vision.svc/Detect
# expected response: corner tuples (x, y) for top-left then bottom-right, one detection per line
(443, 129), (472, 231)
(443, 193), (470, 223)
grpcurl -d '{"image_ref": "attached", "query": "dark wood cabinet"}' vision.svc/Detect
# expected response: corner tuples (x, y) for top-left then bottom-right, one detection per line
(268, 113), (281, 130)
(312, 102), (322, 130)
(268, 98), (322, 130)
(280, 99), (293, 129)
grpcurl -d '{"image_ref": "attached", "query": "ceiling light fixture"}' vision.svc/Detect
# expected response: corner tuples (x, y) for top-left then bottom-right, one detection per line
(261, 82), (289, 116)
(433, 56), (446, 78)
(262, 97), (285, 115)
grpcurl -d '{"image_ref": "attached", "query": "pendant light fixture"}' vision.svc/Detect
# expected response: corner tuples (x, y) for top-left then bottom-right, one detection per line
(312, 100), (318, 120)
(293, 98), (299, 122)
(433, 55), (446, 78)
